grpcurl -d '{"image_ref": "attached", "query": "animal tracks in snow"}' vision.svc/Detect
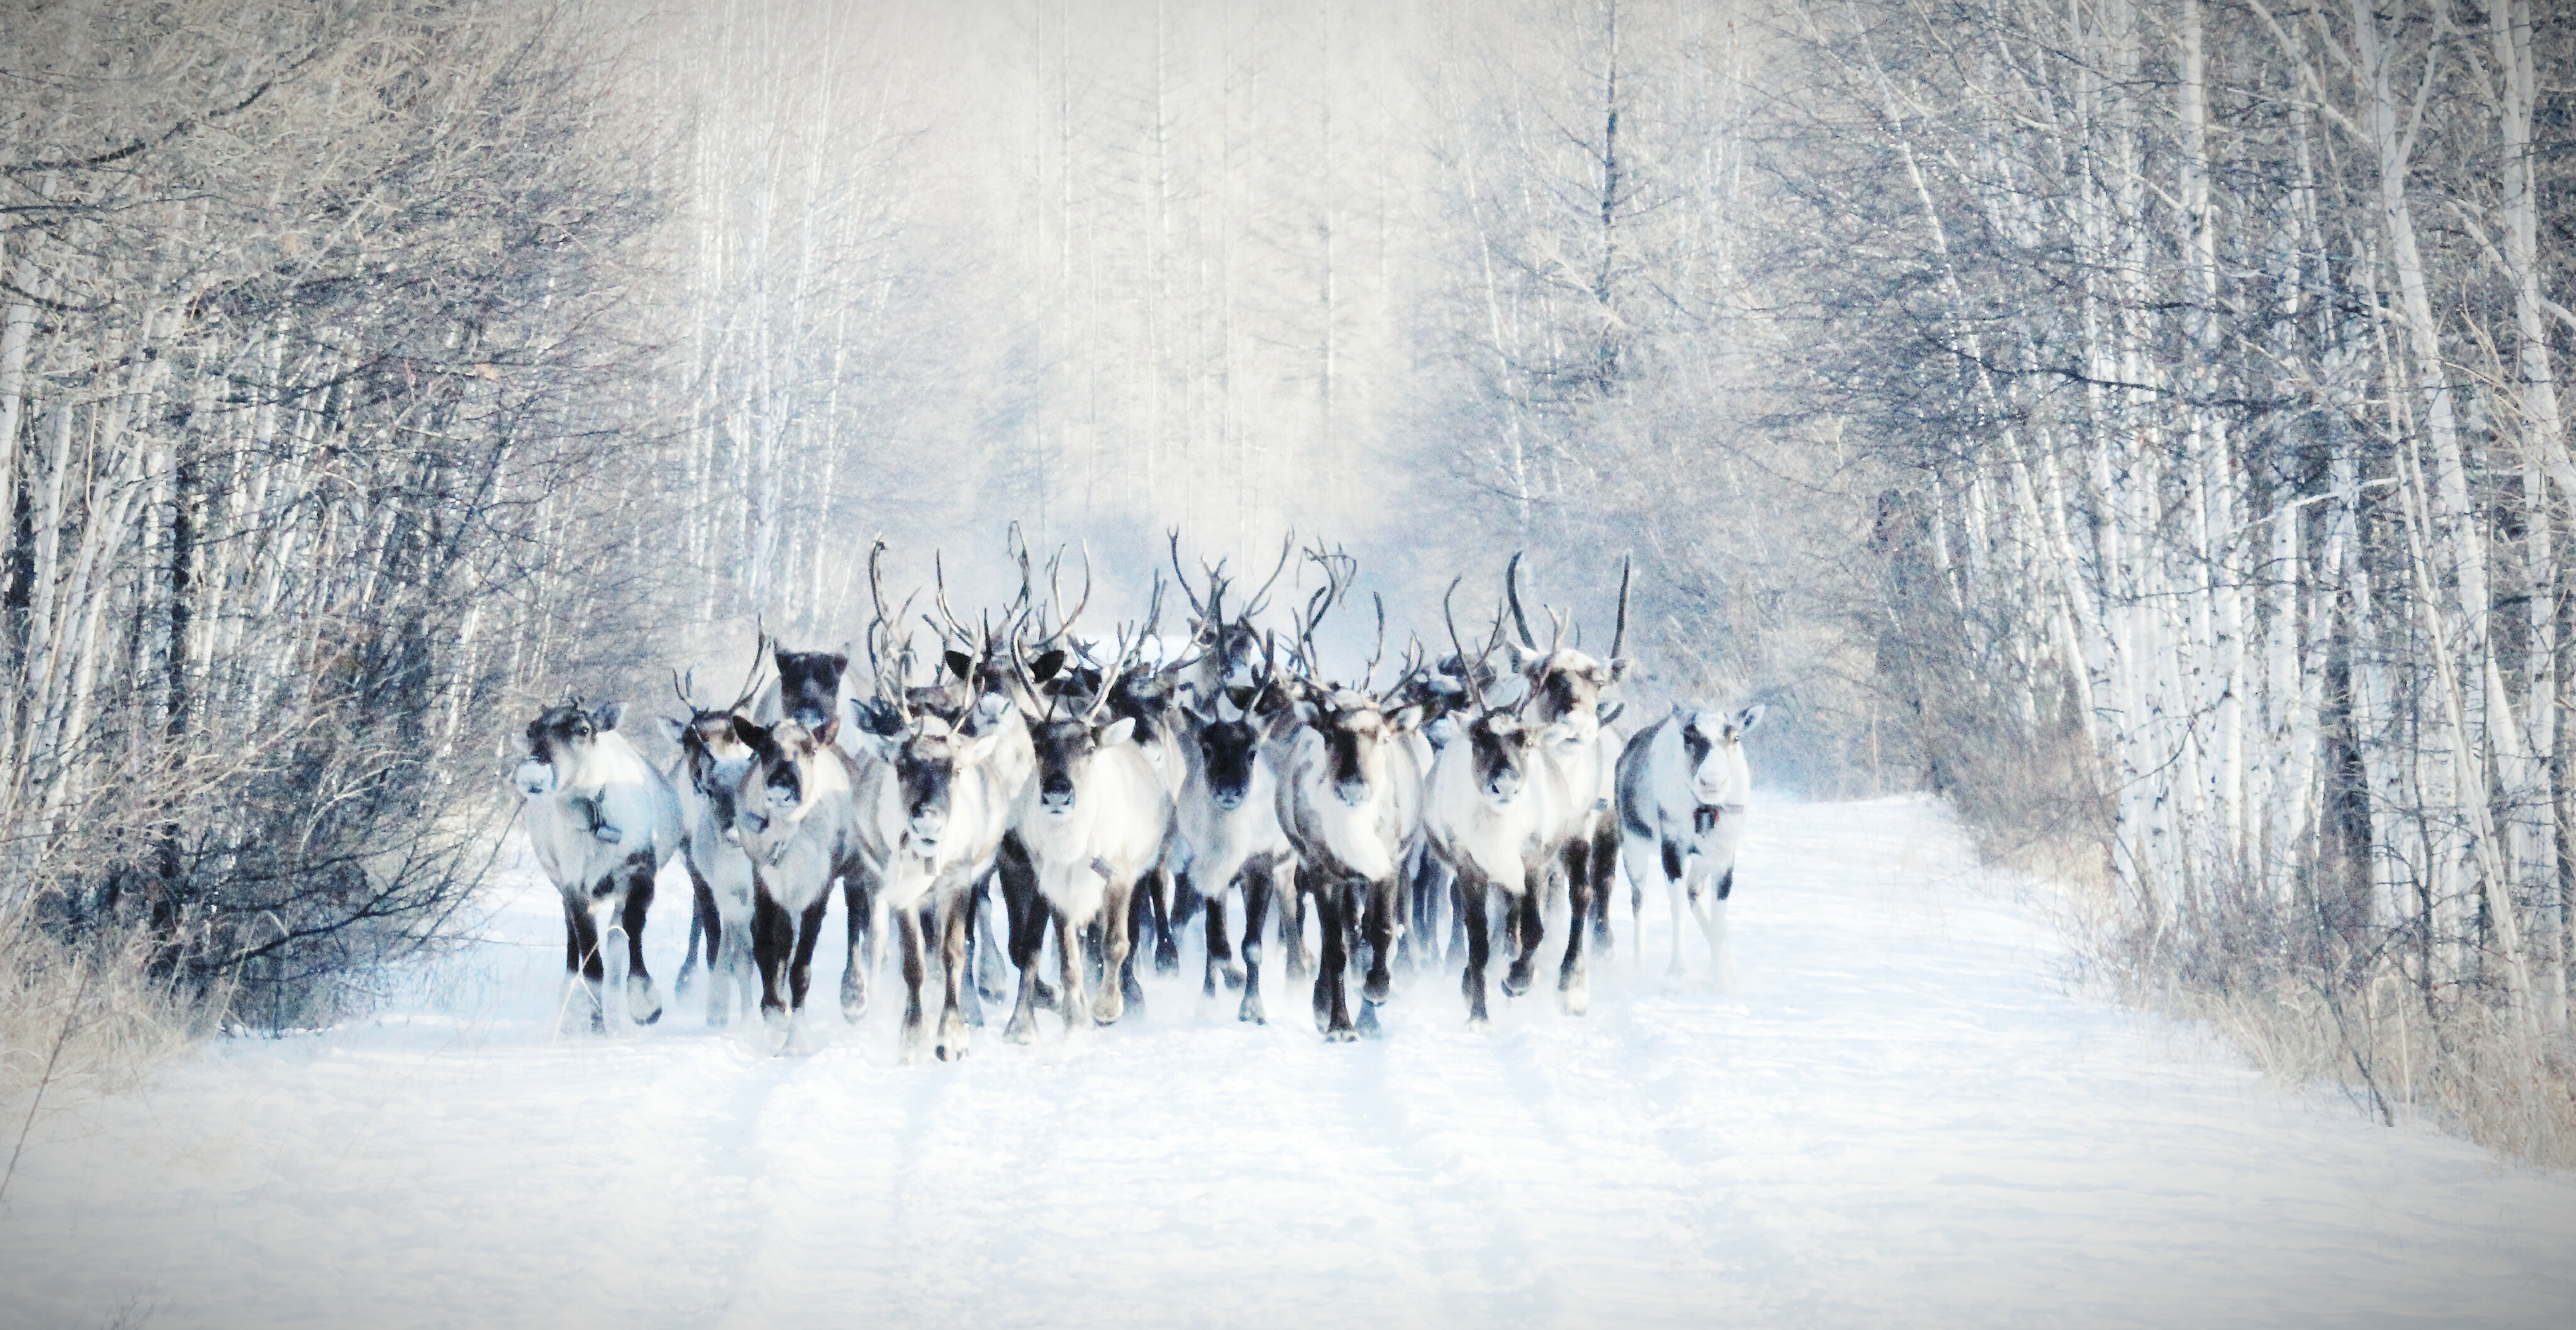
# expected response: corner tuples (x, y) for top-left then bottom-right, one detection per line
(6, 795), (2575, 1329)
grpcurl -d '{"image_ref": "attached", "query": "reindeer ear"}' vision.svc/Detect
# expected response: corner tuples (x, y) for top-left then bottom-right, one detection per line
(1606, 657), (1633, 684)
(1097, 716), (1136, 748)
(1033, 650), (1067, 684)
(945, 650), (974, 681)
(1597, 700), (1626, 726)
(594, 702), (625, 731)
(659, 716), (687, 744)
(1736, 704), (1764, 734)
(1387, 705), (1424, 734)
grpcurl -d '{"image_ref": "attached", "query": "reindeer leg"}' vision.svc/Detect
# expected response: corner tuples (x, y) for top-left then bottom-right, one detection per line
(1054, 906), (1091, 1034)
(1314, 877), (1357, 1042)
(677, 862), (712, 999)
(1362, 873), (1396, 1006)
(1098, 877), (1137, 1026)
(937, 890), (974, 1061)
(1119, 877), (1151, 1017)
(1004, 883), (1045, 1045)
(1502, 867), (1543, 998)
(788, 895), (830, 1024)
(1559, 843), (1594, 1016)
(1149, 859), (1180, 977)
(1281, 875), (1311, 982)
(999, 836), (1056, 1011)
(621, 858), (663, 1025)
(840, 866), (877, 1022)
(751, 889), (795, 1050)
(1663, 840), (1690, 978)
(1202, 880), (1236, 997)
(1457, 871), (1494, 1033)
(972, 873), (1009, 1004)
(896, 901), (929, 1064)
(563, 892), (607, 1034)
(1238, 862), (1270, 1025)
(1702, 862), (1738, 991)
(1589, 820), (1619, 956)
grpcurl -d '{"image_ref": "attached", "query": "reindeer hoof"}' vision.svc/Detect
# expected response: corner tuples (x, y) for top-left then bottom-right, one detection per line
(1155, 943), (1180, 976)
(1500, 970), (1530, 999)
(1004, 1012), (1037, 1045)
(1324, 1022), (1358, 1043)
(627, 977), (663, 1025)
(1362, 973), (1391, 1004)
(1464, 1014), (1492, 1034)
(1560, 986), (1591, 1017)
(1239, 995), (1266, 1025)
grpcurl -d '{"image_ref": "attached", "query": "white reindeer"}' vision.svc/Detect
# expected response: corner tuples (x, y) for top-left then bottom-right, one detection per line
(660, 662), (766, 1028)
(1615, 704), (1762, 987)
(1004, 630), (1174, 1040)
(513, 699), (686, 1033)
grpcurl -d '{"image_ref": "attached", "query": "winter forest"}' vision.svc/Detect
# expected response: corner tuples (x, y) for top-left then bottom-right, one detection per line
(5, 0), (2576, 1261)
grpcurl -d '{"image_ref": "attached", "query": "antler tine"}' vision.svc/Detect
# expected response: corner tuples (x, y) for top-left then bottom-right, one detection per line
(1362, 592), (1386, 692)
(732, 617), (770, 711)
(673, 667), (697, 711)
(1549, 606), (1569, 653)
(1441, 578), (1487, 713)
(1610, 555), (1631, 660)
(1241, 530), (1296, 618)
(1140, 571), (1169, 650)
(1085, 621), (1143, 725)
(931, 550), (970, 641)
(1505, 551), (1540, 650)
(1167, 531), (1208, 619)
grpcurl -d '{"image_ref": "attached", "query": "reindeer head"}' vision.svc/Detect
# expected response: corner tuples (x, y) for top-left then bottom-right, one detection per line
(1025, 712), (1136, 817)
(1181, 687), (1267, 812)
(728, 718), (828, 848)
(1678, 704), (1763, 807)
(770, 645), (850, 743)
(516, 699), (625, 800)
(853, 710), (1005, 855)
(659, 652), (769, 832)
(1502, 552), (1635, 740)
(1308, 687), (1422, 809)
(1460, 707), (1565, 810)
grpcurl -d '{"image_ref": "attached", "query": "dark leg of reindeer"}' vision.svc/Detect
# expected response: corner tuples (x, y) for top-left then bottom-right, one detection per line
(752, 890), (796, 1038)
(1003, 889), (1046, 1045)
(1502, 869), (1543, 998)
(896, 899), (929, 1063)
(1362, 873), (1397, 1006)
(1120, 878), (1153, 1013)
(1313, 875), (1357, 1042)
(1589, 821), (1619, 956)
(997, 835), (1055, 1011)
(1172, 870), (1203, 933)
(936, 890), (974, 1061)
(840, 867), (877, 1022)
(563, 893), (606, 1033)
(1457, 872), (1494, 1031)
(621, 860), (663, 1025)
(1099, 877), (1138, 1025)
(1202, 882), (1238, 996)
(1281, 882), (1311, 982)
(1558, 843), (1595, 1015)
(1238, 862), (1272, 1025)
(787, 895), (830, 1017)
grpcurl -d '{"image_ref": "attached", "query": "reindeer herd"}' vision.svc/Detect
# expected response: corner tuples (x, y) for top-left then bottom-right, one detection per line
(512, 536), (1763, 1058)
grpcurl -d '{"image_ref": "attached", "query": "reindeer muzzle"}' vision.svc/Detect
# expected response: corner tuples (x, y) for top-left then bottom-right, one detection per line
(513, 759), (555, 799)
(1334, 777), (1370, 808)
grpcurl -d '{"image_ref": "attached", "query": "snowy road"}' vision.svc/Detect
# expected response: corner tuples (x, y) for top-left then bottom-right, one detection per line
(5, 796), (2572, 1329)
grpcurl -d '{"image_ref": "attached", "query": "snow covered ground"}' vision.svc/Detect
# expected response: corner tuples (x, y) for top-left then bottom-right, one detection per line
(4, 795), (2571, 1329)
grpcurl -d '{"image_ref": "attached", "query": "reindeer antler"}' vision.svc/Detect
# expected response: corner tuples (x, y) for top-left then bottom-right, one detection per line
(1505, 551), (1540, 651)
(1442, 579), (1487, 714)
(1610, 555), (1631, 660)
(1240, 531), (1296, 619)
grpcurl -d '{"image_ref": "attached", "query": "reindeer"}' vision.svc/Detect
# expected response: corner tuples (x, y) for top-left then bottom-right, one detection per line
(1266, 555), (1426, 1041)
(513, 699), (686, 1033)
(1002, 623), (1173, 1041)
(1616, 704), (1762, 987)
(659, 648), (768, 1028)
(728, 714), (869, 1053)
(1174, 676), (1297, 1022)
(846, 685), (1015, 1063)
(1499, 552), (1635, 999)
(1420, 587), (1580, 1029)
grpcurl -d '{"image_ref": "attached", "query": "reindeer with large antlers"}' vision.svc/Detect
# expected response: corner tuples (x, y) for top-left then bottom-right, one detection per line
(659, 637), (770, 1027)
(1263, 546), (1429, 1040)
(1499, 551), (1636, 994)
(1420, 581), (1584, 1029)
(840, 544), (1020, 1061)
(1001, 615), (1174, 1040)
